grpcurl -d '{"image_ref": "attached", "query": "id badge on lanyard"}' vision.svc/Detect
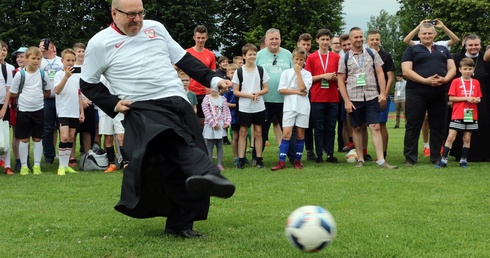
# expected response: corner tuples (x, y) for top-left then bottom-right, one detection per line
(356, 73), (366, 86)
(319, 51), (330, 88)
(464, 109), (473, 122)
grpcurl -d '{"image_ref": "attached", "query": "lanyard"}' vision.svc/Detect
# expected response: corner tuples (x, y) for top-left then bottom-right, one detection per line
(44, 57), (58, 69)
(317, 50), (330, 73)
(351, 51), (364, 69)
(460, 77), (473, 98)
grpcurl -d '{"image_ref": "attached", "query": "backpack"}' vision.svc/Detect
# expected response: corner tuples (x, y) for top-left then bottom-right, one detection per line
(235, 65), (264, 110)
(79, 150), (109, 171)
(343, 48), (376, 80)
(18, 69), (47, 94)
(79, 143), (110, 171)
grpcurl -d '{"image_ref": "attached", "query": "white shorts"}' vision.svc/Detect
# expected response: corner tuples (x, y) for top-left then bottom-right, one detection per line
(282, 111), (309, 128)
(98, 112), (125, 135)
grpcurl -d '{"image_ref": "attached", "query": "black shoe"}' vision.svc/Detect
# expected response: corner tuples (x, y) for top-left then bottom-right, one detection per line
(44, 157), (54, 165)
(306, 151), (317, 161)
(164, 229), (205, 239)
(223, 137), (231, 145)
(405, 159), (414, 167)
(236, 159), (245, 169)
(185, 174), (235, 198)
(364, 154), (373, 161)
(315, 156), (323, 163)
(326, 155), (339, 163)
(256, 157), (265, 168)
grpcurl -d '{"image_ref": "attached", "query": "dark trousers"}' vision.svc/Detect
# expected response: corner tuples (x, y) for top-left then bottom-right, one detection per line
(311, 102), (338, 157)
(404, 86), (448, 163)
(42, 98), (56, 160)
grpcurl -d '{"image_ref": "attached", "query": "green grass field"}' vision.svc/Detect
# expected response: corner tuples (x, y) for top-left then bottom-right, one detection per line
(1, 117), (489, 257)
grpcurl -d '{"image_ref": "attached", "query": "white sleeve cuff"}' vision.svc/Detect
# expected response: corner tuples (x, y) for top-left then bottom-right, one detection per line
(210, 77), (221, 92)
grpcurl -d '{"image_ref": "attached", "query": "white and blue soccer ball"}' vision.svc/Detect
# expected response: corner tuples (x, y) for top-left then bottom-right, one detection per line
(285, 205), (337, 253)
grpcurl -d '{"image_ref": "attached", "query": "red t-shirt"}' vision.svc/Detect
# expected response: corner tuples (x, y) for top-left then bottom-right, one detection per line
(304, 51), (340, 103)
(448, 77), (482, 120)
(186, 47), (216, 95)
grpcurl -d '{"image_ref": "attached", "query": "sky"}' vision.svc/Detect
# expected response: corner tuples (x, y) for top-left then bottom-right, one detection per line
(342, 0), (401, 33)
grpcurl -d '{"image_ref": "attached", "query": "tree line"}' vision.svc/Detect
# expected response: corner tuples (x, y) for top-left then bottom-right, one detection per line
(1, 0), (489, 67)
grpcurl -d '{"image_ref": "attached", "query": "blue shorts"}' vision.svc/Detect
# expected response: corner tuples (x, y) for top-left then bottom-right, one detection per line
(379, 95), (391, 123)
(349, 98), (380, 127)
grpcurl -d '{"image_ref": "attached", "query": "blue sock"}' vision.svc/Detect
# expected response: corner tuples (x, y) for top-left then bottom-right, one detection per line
(295, 139), (305, 161)
(279, 139), (290, 162)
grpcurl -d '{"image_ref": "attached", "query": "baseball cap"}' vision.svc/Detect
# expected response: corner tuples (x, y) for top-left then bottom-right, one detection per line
(12, 47), (28, 56)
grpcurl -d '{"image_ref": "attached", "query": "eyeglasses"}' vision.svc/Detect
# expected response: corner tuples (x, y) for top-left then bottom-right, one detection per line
(115, 8), (146, 19)
(272, 55), (278, 66)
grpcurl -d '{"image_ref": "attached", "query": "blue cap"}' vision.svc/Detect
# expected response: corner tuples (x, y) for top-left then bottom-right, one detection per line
(12, 47), (28, 56)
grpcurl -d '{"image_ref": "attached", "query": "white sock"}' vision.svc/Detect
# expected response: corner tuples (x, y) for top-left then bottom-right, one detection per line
(19, 141), (29, 167)
(424, 142), (429, 148)
(4, 147), (10, 168)
(33, 141), (43, 166)
(377, 159), (385, 165)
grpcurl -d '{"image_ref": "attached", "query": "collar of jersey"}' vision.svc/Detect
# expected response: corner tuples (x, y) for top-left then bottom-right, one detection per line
(111, 22), (126, 35)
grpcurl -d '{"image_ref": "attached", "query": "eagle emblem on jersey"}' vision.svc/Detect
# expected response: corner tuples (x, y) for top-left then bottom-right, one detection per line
(144, 29), (156, 39)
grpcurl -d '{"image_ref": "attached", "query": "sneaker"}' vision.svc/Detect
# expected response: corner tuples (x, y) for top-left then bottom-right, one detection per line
(460, 161), (468, 168)
(342, 142), (355, 152)
(236, 160), (245, 169)
(0, 159), (4, 167)
(68, 159), (77, 167)
(217, 165), (225, 171)
(104, 164), (117, 173)
(65, 166), (79, 174)
(233, 158), (239, 166)
(20, 166), (30, 175)
(57, 167), (66, 176)
(15, 160), (21, 172)
(251, 158), (257, 166)
(354, 161), (364, 167)
(364, 154), (373, 161)
(271, 161), (286, 171)
(293, 160), (303, 169)
(265, 141), (270, 146)
(306, 151), (317, 161)
(5, 167), (14, 175)
(256, 158), (265, 168)
(32, 165), (42, 175)
(378, 161), (398, 169)
(423, 147), (430, 157)
(315, 156), (323, 163)
(434, 162), (447, 168)
(326, 155), (339, 163)
(405, 159), (414, 167)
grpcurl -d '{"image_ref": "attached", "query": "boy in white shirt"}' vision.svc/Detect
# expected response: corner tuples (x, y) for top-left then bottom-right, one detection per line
(10, 47), (51, 175)
(232, 43), (269, 169)
(271, 47), (313, 170)
(54, 48), (84, 175)
(0, 41), (15, 174)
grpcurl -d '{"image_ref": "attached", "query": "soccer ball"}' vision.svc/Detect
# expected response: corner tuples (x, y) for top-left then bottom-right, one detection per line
(285, 205), (337, 253)
(345, 149), (358, 163)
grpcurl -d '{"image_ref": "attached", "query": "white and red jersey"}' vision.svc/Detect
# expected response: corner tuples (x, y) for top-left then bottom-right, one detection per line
(81, 20), (189, 102)
(448, 77), (482, 120)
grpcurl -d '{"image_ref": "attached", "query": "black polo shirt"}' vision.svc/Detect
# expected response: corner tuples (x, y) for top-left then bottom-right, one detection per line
(401, 44), (452, 79)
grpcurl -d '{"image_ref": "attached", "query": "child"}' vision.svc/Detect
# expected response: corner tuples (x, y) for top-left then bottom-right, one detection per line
(201, 89), (231, 171)
(180, 71), (198, 113)
(232, 43), (269, 169)
(98, 76), (128, 173)
(10, 47), (51, 175)
(435, 57), (482, 168)
(11, 47), (28, 172)
(223, 63), (240, 165)
(54, 48), (84, 175)
(271, 47), (312, 170)
(233, 56), (244, 67)
(0, 41), (15, 175)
